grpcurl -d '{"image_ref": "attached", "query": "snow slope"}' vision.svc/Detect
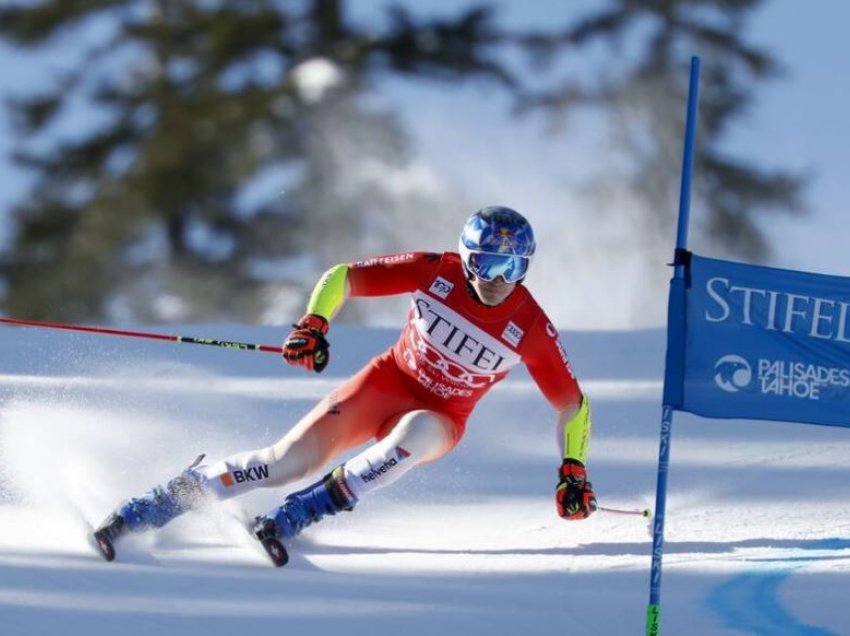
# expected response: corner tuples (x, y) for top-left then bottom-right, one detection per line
(1, 324), (849, 635)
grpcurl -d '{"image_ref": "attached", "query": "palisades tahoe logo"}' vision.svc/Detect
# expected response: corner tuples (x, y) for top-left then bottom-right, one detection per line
(714, 354), (850, 400)
(714, 355), (752, 392)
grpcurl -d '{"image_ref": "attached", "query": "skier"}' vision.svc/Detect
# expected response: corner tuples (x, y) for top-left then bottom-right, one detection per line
(94, 206), (597, 564)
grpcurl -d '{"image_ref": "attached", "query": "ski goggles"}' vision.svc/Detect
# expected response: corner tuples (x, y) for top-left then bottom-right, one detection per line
(466, 252), (530, 283)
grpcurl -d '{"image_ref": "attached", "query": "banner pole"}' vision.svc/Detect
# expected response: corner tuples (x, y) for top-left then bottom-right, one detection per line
(674, 56), (701, 252)
(646, 55), (701, 636)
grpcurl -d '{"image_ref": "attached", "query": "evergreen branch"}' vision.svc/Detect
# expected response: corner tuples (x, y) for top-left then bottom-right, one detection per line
(0, 0), (124, 44)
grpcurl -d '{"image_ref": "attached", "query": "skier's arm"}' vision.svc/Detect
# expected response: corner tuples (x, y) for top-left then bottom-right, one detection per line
(346, 252), (442, 298)
(305, 263), (350, 321)
(521, 321), (591, 464)
(557, 395), (591, 465)
(554, 396), (596, 520)
(279, 264), (348, 373)
(521, 314), (585, 446)
(282, 253), (443, 373)
(301, 252), (444, 322)
(522, 315), (596, 520)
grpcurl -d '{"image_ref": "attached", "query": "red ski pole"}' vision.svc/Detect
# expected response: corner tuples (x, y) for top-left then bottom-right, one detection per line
(0, 317), (284, 354)
(597, 505), (652, 518)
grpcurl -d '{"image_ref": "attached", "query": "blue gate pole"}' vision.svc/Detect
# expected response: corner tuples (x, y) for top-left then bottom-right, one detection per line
(646, 55), (701, 636)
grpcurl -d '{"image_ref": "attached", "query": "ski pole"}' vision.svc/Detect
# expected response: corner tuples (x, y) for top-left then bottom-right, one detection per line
(0, 317), (284, 354)
(598, 505), (652, 518)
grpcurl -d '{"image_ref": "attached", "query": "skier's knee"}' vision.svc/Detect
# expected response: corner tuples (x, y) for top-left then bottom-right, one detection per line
(388, 410), (455, 463)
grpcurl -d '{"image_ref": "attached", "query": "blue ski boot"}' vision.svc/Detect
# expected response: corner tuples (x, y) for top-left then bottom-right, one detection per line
(253, 466), (356, 544)
(93, 454), (210, 561)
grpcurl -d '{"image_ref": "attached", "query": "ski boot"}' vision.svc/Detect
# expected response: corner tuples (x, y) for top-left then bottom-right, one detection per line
(251, 467), (356, 566)
(93, 454), (210, 561)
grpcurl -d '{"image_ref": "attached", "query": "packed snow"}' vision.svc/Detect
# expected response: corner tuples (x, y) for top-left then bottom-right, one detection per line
(1, 324), (849, 635)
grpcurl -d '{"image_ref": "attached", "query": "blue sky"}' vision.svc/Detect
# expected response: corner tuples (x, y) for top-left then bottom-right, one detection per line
(725, 0), (849, 276)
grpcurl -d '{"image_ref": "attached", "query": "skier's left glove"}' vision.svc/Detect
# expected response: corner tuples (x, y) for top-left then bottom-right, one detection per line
(282, 314), (330, 373)
(556, 459), (597, 520)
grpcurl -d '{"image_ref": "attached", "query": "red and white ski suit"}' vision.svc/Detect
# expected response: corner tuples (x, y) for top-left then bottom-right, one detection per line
(200, 252), (583, 500)
(347, 251), (581, 431)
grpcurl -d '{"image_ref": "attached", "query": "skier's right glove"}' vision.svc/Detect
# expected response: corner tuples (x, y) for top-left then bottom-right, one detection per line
(282, 314), (330, 373)
(555, 459), (597, 520)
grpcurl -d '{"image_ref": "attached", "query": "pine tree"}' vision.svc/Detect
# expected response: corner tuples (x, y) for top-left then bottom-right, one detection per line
(0, 0), (806, 322)
(0, 1), (508, 322)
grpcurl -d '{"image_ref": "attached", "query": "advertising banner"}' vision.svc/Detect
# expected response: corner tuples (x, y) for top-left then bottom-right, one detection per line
(664, 253), (850, 428)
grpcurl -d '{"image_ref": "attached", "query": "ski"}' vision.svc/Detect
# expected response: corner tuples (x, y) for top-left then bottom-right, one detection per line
(89, 521), (288, 566)
(258, 535), (289, 567)
(92, 528), (116, 561)
(248, 513), (290, 567)
(87, 505), (289, 567)
(90, 512), (125, 562)
(219, 506), (290, 567)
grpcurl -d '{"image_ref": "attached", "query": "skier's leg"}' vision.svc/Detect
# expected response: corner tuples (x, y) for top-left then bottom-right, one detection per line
(258, 409), (458, 539)
(342, 409), (457, 499)
(94, 397), (381, 556)
(194, 390), (380, 501)
(197, 355), (419, 499)
(96, 354), (414, 547)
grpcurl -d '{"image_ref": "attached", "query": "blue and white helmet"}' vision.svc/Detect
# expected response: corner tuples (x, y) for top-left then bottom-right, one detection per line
(458, 206), (536, 283)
